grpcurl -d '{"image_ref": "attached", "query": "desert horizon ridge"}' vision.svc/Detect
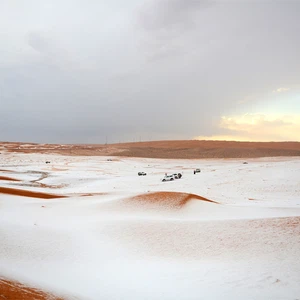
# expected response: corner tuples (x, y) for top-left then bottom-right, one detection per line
(1, 139), (300, 159)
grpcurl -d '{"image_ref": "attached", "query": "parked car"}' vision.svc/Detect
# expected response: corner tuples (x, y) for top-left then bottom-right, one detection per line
(194, 169), (201, 174)
(138, 172), (147, 176)
(173, 173), (182, 179)
(162, 174), (175, 182)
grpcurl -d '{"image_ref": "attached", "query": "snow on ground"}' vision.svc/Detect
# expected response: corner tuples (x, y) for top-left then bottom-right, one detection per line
(0, 152), (300, 300)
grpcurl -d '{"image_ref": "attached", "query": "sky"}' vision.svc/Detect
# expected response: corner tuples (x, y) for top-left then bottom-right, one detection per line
(0, 0), (299, 143)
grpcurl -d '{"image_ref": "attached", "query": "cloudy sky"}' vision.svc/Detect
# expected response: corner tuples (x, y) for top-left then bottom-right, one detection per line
(1, 0), (299, 143)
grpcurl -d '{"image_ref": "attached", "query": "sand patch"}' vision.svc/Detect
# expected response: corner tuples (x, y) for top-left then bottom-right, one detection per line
(0, 187), (66, 199)
(51, 167), (68, 171)
(37, 183), (66, 189)
(105, 216), (300, 260)
(12, 182), (66, 190)
(0, 176), (20, 182)
(128, 191), (217, 209)
(29, 172), (48, 183)
(80, 192), (108, 197)
(0, 278), (64, 300)
(98, 192), (218, 213)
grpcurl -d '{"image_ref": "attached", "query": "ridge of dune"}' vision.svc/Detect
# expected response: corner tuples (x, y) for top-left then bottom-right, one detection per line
(0, 278), (65, 300)
(0, 186), (66, 199)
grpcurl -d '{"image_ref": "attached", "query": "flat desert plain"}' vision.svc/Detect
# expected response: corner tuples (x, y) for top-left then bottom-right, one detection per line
(0, 141), (300, 300)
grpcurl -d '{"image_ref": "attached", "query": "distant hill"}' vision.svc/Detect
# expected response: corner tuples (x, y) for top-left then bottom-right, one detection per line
(1, 140), (300, 159)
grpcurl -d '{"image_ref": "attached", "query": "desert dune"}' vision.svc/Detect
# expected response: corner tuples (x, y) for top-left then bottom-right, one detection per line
(0, 147), (300, 299)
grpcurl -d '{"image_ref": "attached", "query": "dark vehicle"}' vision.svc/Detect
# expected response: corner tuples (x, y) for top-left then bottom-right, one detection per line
(194, 169), (201, 174)
(173, 173), (182, 179)
(138, 172), (147, 176)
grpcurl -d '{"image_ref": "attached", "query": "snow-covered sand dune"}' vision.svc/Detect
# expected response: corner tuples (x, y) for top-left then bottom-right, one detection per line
(0, 152), (300, 299)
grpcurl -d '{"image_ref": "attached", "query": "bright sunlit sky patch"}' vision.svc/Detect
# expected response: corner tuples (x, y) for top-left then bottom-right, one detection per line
(197, 87), (300, 141)
(195, 112), (300, 142)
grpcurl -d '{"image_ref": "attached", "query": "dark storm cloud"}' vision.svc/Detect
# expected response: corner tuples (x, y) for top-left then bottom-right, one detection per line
(0, 0), (299, 143)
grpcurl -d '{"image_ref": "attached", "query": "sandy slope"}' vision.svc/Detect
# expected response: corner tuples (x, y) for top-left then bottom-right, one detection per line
(0, 278), (64, 300)
(0, 152), (300, 299)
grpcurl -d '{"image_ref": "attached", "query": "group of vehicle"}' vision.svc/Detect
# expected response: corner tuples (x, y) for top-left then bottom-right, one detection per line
(138, 168), (200, 181)
(162, 173), (182, 182)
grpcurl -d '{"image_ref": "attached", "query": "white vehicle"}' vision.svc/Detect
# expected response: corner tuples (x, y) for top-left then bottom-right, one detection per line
(162, 174), (175, 182)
